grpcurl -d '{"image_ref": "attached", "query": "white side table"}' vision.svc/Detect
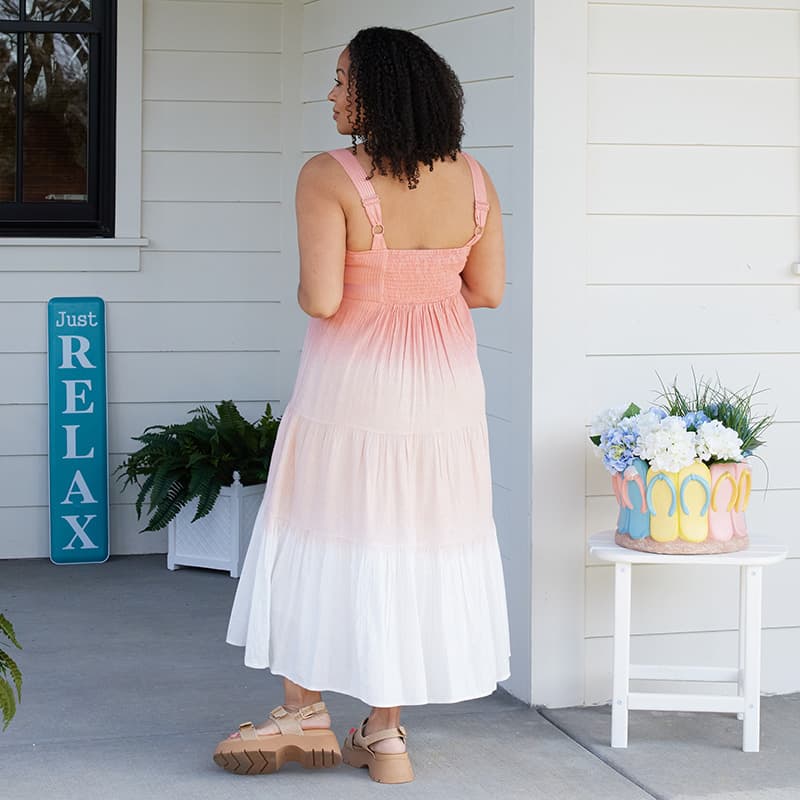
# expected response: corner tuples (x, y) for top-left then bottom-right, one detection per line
(588, 530), (787, 752)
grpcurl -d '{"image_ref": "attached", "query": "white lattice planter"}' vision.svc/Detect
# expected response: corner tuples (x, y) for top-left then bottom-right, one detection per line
(167, 471), (265, 578)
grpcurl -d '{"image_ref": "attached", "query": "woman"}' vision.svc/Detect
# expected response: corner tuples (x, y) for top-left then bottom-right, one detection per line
(214, 26), (510, 785)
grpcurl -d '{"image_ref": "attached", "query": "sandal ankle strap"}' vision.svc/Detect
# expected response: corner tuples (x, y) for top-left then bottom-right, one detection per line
(354, 717), (407, 752)
(269, 701), (328, 735)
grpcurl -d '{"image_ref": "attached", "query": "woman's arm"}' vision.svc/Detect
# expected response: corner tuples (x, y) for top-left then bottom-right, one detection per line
(295, 154), (347, 319)
(460, 162), (506, 309)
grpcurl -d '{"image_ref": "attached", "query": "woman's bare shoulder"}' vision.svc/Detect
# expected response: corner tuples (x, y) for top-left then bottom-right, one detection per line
(296, 151), (345, 195)
(456, 152), (500, 207)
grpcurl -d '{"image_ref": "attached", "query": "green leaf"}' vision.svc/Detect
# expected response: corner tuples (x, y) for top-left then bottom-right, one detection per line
(589, 434), (601, 447)
(0, 650), (22, 699)
(0, 677), (16, 730)
(621, 403), (641, 419)
(0, 615), (21, 650)
(115, 400), (282, 533)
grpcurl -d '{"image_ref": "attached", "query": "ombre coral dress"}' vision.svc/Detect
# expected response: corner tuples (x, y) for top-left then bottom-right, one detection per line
(226, 148), (511, 707)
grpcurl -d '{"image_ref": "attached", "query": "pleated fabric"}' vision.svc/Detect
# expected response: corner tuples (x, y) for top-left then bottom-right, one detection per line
(226, 148), (511, 707)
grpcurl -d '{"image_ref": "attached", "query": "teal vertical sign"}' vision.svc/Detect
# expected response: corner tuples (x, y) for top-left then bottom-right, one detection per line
(47, 297), (109, 564)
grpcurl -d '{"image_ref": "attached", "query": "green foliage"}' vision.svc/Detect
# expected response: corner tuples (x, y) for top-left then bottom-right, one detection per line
(0, 614), (22, 731)
(655, 370), (774, 455)
(113, 400), (281, 533)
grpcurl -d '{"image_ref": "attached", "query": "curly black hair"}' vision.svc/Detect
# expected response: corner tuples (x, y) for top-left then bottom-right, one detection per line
(346, 27), (465, 189)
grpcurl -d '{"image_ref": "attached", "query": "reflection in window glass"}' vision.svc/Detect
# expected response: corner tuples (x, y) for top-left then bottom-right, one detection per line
(0, 33), (15, 202)
(26, 0), (90, 22)
(0, 1), (19, 20)
(22, 32), (88, 202)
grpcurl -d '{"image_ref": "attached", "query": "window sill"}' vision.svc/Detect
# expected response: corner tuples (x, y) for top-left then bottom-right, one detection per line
(0, 238), (149, 272)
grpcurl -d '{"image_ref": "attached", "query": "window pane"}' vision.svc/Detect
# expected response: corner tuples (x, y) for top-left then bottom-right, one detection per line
(0, 1), (19, 20)
(0, 33), (15, 202)
(22, 31), (88, 202)
(26, 0), (90, 22)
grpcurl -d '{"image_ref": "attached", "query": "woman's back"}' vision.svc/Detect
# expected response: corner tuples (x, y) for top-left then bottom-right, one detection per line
(336, 148), (481, 253)
(296, 144), (504, 317)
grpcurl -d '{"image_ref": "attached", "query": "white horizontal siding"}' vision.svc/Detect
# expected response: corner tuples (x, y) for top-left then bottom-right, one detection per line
(589, 5), (800, 77)
(583, 1), (800, 700)
(591, 1), (800, 8)
(5, 351), (281, 406)
(585, 286), (800, 354)
(589, 75), (800, 147)
(585, 558), (800, 636)
(2, 253), (283, 301)
(143, 101), (282, 152)
(143, 52), (282, 101)
(585, 353), (800, 421)
(589, 146), (798, 215)
(141, 201), (282, 251)
(587, 216), (799, 284)
(302, 0), (512, 51)
(301, 9), (515, 98)
(143, 0), (282, 51)
(0, 505), (168, 559)
(143, 153), (282, 201)
(0, 301), (282, 352)
(0, 400), (280, 459)
(0, 0), (296, 559)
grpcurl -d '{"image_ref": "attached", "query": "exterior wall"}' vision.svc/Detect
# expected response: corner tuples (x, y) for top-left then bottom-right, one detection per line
(0, 0), (294, 558)
(582, 1), (800, 702)
(530, 0), (589, 707)
(300, 0), (535, 703)
(531, 0), (800, 707)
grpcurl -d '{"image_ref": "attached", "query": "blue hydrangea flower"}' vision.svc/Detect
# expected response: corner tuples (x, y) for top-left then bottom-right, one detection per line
(600, 418), (639, 473)
(683, 410), (710, 431)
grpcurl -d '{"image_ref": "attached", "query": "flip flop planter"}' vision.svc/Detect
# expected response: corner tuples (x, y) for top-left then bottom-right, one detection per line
(614, 457), (751, 554)
(589, 377), (771, 555)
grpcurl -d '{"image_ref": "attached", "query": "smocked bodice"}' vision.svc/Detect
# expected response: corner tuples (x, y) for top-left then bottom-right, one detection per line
(342, 246), (471, 304)
(327, 147), (489, 307)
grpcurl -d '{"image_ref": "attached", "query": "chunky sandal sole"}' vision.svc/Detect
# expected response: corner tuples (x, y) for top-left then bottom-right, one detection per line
(213, 730), (342, 775)
(342, 741), (414, 784)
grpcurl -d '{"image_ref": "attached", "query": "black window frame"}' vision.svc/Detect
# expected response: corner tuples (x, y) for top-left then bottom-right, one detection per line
(0, 1), (116, 237)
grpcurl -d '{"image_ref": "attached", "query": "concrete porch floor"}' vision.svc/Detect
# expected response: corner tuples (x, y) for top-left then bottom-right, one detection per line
(1, 553), (798, 800)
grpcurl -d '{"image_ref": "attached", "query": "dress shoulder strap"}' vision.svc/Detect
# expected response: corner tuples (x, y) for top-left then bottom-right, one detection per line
(326, 148), (386, 250)
(461, 152), (490, 245)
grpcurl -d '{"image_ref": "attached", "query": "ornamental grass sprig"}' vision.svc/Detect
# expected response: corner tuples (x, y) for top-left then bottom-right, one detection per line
(655, 371), (774, 458)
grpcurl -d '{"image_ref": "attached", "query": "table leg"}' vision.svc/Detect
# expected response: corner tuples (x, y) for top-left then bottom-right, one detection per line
(612, 561), (632, 748)
(742, 565), (763, 753)
(737, 566), (746, 721)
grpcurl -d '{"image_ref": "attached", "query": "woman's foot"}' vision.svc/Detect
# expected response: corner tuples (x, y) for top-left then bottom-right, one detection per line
(342, 714), (414, 784)
(214, 700), (342, 775)
(226, 704), (331, 740)
(363, 714), (406, 754)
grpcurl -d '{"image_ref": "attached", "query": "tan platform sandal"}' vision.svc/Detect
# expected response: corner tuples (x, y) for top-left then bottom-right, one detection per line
(342, 717), (414, 784)
(213, 700), (342, 775)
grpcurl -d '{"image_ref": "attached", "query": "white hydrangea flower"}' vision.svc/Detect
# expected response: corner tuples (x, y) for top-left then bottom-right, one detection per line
(637, 415), (697, 473)
(632, 409), (664, 449)
(695, 420), (743, 462)
(589, 406), (627, 438)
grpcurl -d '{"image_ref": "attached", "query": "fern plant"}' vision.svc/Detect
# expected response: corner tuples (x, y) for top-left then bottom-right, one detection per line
(0, 614), (22, 731)
(113, 400), (281, 533)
